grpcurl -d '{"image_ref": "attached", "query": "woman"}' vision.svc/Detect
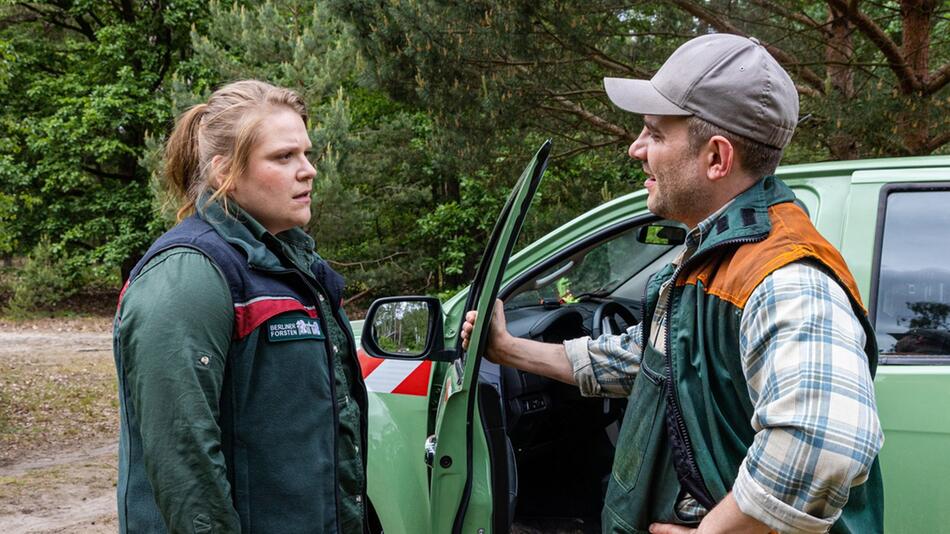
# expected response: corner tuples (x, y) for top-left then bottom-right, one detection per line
(113, 80), (371, 533)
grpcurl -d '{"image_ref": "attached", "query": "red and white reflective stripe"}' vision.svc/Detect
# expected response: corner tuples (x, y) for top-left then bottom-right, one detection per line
(357, 348), (431, 396)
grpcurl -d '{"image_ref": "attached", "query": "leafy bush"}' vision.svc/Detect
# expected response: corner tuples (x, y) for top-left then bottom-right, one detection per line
(3, 240), (89, 317)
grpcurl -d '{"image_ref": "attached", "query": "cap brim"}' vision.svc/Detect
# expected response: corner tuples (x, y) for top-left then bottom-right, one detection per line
(604, 77), (691, 116)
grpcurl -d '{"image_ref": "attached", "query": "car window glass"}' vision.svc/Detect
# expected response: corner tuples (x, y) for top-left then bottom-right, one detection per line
(874, 190), (950, 357)
(507, 221), (679, 307)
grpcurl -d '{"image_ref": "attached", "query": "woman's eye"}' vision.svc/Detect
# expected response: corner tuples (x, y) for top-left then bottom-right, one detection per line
(278, 152), (293, 161)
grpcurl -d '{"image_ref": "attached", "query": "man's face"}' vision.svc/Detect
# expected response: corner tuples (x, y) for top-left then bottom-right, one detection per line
(628, 115), (708, 227)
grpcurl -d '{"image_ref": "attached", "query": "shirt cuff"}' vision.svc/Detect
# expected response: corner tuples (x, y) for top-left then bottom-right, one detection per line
(563, 336), (601, 397)
(733, 459), (838, 534)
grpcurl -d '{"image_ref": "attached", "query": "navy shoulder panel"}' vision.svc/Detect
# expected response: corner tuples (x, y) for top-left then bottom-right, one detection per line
(128, 216), (246, 301)
(311, 260), (345, 307)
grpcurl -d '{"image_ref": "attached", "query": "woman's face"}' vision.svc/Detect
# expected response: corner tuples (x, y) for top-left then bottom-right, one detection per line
(228, 108), (316, 235)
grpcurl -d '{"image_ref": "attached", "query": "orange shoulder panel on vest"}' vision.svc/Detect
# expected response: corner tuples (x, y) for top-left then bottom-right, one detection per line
(680, 202), (866, 311)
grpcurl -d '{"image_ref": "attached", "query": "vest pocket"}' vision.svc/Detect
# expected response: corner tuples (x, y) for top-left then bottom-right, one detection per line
(609, 358), (666, 493)
(603, 344), (683, 531)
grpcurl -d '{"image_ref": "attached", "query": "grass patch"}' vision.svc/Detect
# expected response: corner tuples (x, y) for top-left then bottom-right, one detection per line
(0, 356), (118, 465)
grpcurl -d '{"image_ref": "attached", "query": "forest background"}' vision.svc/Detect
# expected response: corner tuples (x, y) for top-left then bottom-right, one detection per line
(0, 0), (946, 317)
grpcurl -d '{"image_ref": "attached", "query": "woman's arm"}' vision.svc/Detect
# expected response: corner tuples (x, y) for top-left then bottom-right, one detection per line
(118, 248), (241, 532)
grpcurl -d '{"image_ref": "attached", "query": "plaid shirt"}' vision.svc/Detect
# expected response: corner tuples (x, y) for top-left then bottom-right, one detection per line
(564, 209), (883, 533)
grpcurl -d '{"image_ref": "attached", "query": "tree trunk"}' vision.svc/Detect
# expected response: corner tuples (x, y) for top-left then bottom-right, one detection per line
(899, 0), (936, 154)
(826, 3), (858, 160)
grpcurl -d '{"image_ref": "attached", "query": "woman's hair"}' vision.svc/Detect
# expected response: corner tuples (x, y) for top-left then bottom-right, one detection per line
(164, 80), (309, 220)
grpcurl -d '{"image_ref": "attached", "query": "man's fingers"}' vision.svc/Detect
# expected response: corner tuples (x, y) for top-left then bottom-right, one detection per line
(648, 524), (695, 534)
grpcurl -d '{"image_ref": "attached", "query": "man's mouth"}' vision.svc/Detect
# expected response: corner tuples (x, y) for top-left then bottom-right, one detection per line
(643, 168), (656, 187)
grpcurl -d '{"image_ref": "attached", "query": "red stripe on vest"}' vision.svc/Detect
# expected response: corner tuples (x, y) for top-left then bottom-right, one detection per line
(116, 279), (131, 312)
(357, 347), (385, 378)
(390, 360), (432, 396)
(233, 298), (317, 339)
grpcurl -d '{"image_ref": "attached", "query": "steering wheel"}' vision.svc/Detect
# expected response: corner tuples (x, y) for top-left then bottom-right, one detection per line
(591, 300), (639, 338)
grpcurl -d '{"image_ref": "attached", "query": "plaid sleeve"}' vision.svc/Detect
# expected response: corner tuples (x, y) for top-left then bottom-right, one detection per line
(734, 261), (883, 533)
(563, 322), (643, 398)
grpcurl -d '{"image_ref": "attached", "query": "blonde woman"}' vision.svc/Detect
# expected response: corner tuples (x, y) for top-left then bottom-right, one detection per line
(113, 80), (374, 533)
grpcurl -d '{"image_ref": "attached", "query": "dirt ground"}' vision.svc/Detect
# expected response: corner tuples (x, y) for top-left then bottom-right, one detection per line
(0, 316), (118, 533)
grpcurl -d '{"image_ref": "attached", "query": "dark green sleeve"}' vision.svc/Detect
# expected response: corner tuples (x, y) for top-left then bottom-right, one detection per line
(118, 247), (241, 533)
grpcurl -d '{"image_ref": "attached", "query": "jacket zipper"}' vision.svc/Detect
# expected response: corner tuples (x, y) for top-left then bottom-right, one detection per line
(661, 234), (765, 510)
(334, 298), (371, 531)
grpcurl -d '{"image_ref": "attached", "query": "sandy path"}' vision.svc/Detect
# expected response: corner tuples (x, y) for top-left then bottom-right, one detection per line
(0, 317), (119, 533)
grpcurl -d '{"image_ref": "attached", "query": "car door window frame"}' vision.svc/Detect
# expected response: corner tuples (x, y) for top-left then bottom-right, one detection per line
(868, 181), (950, 365)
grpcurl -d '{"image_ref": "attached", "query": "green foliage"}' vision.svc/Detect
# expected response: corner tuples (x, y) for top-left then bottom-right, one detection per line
(371, 301), (431, 354)
(335, 0), (948, 164)
(2, 1), (946, 314)
(0, 1), (209, 303)
(4, 240), (87, 317)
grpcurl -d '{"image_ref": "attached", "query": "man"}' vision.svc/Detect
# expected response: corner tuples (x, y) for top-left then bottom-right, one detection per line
(461, 34), (883, 534)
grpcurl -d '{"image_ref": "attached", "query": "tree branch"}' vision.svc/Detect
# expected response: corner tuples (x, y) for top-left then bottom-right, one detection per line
(325, 252), (410, 269)
(535, 17), (649, 76)
(342, 288), (372, 307)
(925, 130), (950, 153)
(81, 166), (135, 181)
(926, 62), (950, 94)
(825, 0), (920, 93)
(796, 84), (822, 97)
(751, 0), (827, 31)
(14, 2), (96, 41)
(545, 95), (632, 139)
(553, 138), (626, 160)
(669, 0), (826, 93)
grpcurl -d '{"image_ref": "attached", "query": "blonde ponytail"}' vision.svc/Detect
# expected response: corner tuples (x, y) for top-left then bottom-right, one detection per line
(164, 103), (208, 220)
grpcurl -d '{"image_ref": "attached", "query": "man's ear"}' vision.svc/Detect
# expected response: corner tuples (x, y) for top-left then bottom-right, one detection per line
(704, 135), (735, 182)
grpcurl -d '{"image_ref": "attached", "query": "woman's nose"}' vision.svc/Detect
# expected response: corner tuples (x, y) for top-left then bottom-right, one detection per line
(300, 156), (316, 180)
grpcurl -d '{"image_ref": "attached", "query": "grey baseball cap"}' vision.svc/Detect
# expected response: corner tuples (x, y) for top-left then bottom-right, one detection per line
(604, 33), (799, 149)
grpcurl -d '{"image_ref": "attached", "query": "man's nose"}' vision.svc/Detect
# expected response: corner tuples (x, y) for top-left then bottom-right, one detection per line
(628, 127), (649, 160)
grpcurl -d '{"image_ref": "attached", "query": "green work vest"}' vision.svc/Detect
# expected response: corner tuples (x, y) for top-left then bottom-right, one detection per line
(601, 177), (883, 533)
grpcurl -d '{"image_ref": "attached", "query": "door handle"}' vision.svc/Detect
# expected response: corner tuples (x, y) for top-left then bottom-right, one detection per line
(424, 434), (437, 467)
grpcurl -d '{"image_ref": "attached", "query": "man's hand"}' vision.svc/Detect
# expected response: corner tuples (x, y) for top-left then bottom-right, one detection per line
(459, 299), (577, 384)
(649, 524), (695, 534)
(460, 298), (510, 363)
(650, 493), (772, 534)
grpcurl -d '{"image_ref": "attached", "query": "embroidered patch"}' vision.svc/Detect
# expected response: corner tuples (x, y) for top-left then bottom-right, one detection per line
(267, 317), (325, 341)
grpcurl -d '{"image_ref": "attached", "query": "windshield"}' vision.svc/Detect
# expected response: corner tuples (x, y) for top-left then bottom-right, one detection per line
(506, 221), (680, 308)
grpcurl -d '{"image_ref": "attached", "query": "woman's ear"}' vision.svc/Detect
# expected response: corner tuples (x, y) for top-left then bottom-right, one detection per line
(704, 135), (735, 182)
(209, 155), (234, 191)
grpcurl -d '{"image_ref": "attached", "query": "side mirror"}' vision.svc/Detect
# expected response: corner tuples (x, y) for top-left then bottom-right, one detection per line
(361, 296), (457, 361)
(637, 224), (686, 246)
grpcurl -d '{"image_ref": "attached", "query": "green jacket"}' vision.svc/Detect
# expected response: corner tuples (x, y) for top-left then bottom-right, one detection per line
(113, 199), (368, 533)
(602, 177), (883, 533)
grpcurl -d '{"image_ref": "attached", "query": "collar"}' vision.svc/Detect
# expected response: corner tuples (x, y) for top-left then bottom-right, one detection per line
(691, 175), (797, 256)
(196, 192), (317, 273)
